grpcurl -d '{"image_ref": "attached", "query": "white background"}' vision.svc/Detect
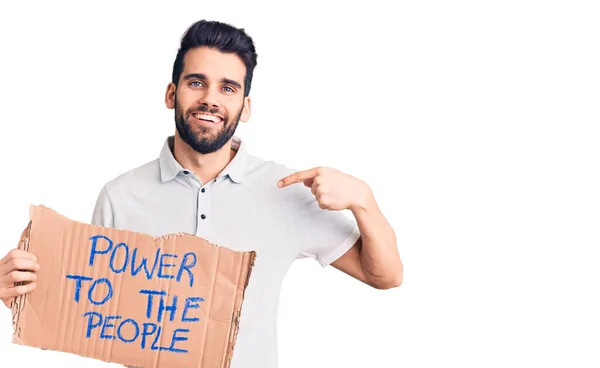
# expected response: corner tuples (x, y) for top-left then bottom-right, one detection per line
(1, 0), (599, 367)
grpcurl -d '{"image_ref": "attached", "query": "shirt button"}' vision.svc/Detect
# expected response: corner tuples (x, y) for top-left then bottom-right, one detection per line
(201, 188), (205, 193)
(200, 214), (206, 219)
(183, 170), (189, 175)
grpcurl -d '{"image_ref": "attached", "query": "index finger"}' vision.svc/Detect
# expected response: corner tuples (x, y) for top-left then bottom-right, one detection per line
(2, 249), (36, 263)
(278, 168), (319, 187)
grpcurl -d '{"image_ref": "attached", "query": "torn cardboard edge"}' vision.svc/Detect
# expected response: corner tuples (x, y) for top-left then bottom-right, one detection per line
(11, 204), (257, 368)
(11, 220), (32, 343)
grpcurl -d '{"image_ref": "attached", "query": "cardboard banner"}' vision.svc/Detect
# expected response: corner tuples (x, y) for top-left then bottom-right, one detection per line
(11, 205), (256, 368)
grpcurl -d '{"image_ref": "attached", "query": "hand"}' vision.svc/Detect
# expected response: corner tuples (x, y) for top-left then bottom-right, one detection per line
(0, 249), (39, 308)
(278, 166), (372, 211)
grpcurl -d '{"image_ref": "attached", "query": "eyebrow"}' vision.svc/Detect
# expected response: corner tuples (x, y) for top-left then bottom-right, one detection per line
(183, 73), (242, 89)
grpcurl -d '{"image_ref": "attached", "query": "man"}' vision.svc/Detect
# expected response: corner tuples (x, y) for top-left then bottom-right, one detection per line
(0, 19), (402, 367)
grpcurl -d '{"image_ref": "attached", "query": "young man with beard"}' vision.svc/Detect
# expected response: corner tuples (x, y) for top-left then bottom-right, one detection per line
(0, 20), (403, 368)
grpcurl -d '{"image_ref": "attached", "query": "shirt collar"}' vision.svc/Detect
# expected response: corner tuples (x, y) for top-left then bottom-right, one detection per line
(159, 135), (247, 184)
(223, 136), (247, 183)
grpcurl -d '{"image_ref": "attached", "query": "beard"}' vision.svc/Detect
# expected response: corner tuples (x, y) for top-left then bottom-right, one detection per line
(174, 97), (243, 154)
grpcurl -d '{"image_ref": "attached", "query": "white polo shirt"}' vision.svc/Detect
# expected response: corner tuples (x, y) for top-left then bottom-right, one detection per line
(91, 135), (360, 368)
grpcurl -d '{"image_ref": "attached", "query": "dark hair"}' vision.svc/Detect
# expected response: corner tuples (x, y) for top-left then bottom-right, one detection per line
(172, 20), (258, 97)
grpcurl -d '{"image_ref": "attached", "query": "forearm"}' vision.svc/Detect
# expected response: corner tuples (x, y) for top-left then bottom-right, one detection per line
(350, 190), (402, 289)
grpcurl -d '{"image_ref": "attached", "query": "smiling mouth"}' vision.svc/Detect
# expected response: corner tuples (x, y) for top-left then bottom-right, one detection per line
(192, 113), (224, 124)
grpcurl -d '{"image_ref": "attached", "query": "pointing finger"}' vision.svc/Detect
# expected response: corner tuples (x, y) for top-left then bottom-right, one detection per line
(278, 168), (319, 188)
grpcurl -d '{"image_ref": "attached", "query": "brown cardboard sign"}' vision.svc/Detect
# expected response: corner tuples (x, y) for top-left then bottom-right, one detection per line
(11, 205), (256, 368)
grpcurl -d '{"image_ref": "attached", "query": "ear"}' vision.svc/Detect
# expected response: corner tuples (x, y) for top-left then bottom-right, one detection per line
(165, 82), (176, 109)
(240, 96), (252, 122)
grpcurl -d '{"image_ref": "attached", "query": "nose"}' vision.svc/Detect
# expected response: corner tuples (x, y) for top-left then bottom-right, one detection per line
(199, 85), (221, 108)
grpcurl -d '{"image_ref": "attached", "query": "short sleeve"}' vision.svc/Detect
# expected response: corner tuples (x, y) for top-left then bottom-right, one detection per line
(292, 187), (361, 267)
(91, 185), (114, 228)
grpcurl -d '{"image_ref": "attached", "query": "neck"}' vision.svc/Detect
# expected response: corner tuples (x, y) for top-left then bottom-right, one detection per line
(172, 132), (236, 185)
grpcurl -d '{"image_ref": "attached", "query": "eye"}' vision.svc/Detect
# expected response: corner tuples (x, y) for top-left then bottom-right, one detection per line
(222, 86), (235, 93)
(190, 81), (204, 87)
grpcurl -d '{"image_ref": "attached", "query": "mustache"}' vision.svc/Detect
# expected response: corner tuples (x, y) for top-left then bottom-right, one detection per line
(188, 105), (223, 116)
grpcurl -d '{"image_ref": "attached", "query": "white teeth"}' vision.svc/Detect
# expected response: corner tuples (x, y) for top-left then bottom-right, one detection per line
(194, 113), (221, 123)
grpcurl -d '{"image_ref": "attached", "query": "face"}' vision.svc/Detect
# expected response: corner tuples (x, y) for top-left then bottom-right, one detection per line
(165, 47), (251, 154)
